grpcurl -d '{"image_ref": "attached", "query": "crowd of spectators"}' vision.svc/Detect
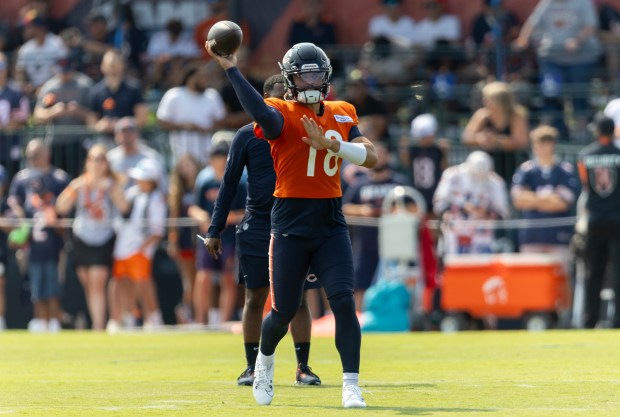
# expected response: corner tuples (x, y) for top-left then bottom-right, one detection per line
(0, 0), (619, 331)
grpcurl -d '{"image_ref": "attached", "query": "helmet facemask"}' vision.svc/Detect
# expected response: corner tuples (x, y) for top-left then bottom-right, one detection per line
(279, 43), (332, 104)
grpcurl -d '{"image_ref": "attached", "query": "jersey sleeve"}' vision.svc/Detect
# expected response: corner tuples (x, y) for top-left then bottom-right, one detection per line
(7, 176), (25, 208)
(226, 68), (283, 138)
(557, 162), (581, 204)
(348, 125), (363, 141)
(253, 98), (288, 140)
(432, 168), (455, 215)
(511, 164), (528, 188)
(335, 101), (359, 143)
(88, 88), (102, 115)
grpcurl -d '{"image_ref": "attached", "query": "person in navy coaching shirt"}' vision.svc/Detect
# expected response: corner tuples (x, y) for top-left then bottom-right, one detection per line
(204, 74), (322, 387)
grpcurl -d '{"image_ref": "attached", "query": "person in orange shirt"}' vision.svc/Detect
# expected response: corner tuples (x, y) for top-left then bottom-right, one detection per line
(204, 41), (377, 408)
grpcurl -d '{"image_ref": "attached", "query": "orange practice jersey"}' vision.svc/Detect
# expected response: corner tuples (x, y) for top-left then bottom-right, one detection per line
(254, 98), (359, 199)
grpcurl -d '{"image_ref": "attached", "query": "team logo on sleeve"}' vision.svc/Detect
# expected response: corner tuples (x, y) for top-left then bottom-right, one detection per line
(592, 167), (617, 197)
(334, 115), (353, 123)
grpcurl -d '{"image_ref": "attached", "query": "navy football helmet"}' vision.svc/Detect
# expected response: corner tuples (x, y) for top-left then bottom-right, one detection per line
(279, 43), (332, 104)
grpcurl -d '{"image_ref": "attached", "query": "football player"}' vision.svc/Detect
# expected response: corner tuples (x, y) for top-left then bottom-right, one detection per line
(205, 41), (377, 408)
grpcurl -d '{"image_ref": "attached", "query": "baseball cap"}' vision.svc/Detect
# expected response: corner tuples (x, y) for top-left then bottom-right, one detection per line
(465, 151), (493, 179)
(58, 56), (77, 73)
(23, 10), (46, 27)
(114, 117), (138, 133)
(86, 11), (107, 24)
(410, 113), (438, 139)
(211, 129), (235, 147)
(128, 158), (162, 182)
(210, 142), (230, 158)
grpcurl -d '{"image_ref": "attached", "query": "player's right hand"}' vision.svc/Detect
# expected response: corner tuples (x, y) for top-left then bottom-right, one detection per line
(205, 237), (222, 260)
(301, 115), (333, 151)
(205, 41), (237, 70)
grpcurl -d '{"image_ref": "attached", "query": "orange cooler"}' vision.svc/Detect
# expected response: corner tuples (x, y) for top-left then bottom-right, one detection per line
(441, 254), (570, 319)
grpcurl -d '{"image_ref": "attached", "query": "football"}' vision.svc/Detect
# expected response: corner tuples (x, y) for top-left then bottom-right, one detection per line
(207, 20), (243, 57)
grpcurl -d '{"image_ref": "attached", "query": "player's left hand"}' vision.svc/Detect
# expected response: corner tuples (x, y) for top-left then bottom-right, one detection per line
(301, 115), (334, 151)
(205, 237), (222, 260)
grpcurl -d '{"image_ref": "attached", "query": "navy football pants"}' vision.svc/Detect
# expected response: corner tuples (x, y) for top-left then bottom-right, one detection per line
(260, 231), (361, 373)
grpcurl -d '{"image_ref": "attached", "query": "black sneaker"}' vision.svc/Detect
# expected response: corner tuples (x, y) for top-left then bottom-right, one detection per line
(237, 366), (254, 386)
(295, 364), (321, 385)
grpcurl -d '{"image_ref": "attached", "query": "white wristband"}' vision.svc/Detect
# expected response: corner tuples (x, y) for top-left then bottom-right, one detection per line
(329, 141), (367, 165)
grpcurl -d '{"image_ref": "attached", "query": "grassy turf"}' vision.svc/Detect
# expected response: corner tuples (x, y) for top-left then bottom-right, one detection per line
(0, 330), (619, 416)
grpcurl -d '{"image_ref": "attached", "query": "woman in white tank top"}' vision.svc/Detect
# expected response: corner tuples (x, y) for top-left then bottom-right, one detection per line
(56, 144), (129, 330)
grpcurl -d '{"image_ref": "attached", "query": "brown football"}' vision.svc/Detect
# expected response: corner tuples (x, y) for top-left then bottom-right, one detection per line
(207, 20), (243, 56)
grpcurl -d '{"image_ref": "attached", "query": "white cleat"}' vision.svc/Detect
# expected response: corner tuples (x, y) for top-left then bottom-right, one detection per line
(252, 355), (275, 405)
(27, 319), (47, 333)
(47, 318), (61, 333)
(342, 384), (367, 408)
(106, 319), (121, 334)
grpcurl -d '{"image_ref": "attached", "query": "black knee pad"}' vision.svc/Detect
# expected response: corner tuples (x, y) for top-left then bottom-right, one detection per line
(328, 293), (356, 316)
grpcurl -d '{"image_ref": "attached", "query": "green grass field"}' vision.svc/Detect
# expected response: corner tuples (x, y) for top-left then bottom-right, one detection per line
(0, 330), (619, 416)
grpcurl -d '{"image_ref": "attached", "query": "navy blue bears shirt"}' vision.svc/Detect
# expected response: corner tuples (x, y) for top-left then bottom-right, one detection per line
(207, 124), (275, 257)
(196, 163), (247, 248)
(8, 167), (69, 261)
(511, 159), (581, 245)
(407, 144), (444, 212)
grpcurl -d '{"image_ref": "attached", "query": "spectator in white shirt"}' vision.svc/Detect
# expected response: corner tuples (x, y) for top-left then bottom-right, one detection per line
(15, 12), (67, 96)
(156, 63), (226, 164)
(362, 0), (419, 84)
(109, 157), (167, 331)
(367, 0), (417, 48)
(414, 0), (461, 50)
(433, 150), (509, 254)
(147, 18), (200, 91)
